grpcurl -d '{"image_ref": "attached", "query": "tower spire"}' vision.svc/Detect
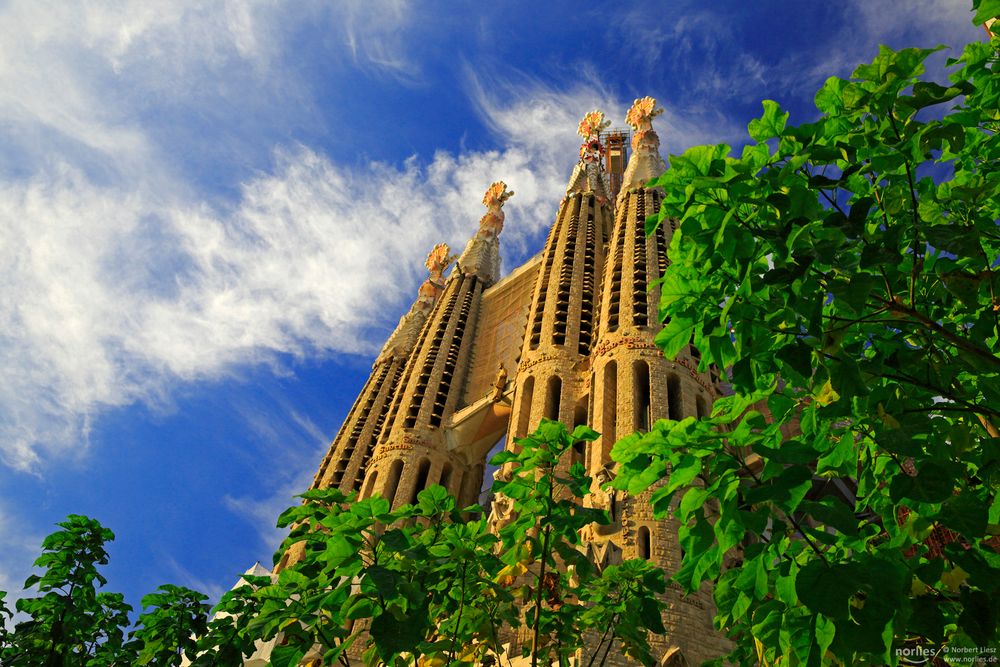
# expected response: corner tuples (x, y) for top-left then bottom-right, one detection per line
(361, 181), (514, 509)
(565, 110), (612, 204)
(456, 181), (513, 286)
(375, 243), (456, 365)
(311, 243), (456, 493)
(620, 96), (667, 193)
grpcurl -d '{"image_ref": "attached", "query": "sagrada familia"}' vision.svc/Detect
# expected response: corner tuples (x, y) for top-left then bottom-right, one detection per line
(278, 97), (730, 665)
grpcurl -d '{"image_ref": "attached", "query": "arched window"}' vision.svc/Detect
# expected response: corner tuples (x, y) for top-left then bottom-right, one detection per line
(602, 362), (617, 445)
(634, 360), (651, 432)
(667, 374), (682, 421)
(439, 462), (453, 493)
(410, 458), (431, 504)
(516, 376), (535, 438)
(696, 395), (708, 419)
(384, 459), (404, 507)
(545, 376), (562, 421)
(637, 525), (651, 560)
(361, 470), (378, 499)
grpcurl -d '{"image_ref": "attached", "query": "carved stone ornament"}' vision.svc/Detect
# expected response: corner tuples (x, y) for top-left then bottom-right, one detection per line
(488, 363), (508, 402)
(417, 242), (456, 303)
(566, 110), (611, 200)
(577, 109), (611, 142)
(457, 181), (514, 284)
(378, 244), (456, 364)
(425, 242), (456, 279)
(620, 95), (668, 192)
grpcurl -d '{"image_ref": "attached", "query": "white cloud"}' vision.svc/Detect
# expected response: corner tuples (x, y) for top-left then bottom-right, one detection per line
(3, 76), (668, 472)
(1, 0), (731, 475)
(0, 136), (571, 471)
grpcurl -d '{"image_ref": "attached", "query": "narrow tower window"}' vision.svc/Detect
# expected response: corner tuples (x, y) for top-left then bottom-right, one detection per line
(361, 471), (378, 499)
(516, 376), (535, 439)
(384, 459), (404, 507)
(696, 396), (708, 419)
(579, 199), (597, 355)
(573, 399), (587, 429)
(545, 376), (562, 421)
(410, 458), (431, 504)
(637, 525), (652, 560)
(530, 216), (563, 349)
(439, 463), (453, 493)
(553, 195), (580, 347)
(634, 360), (651, 432)
(667, 374), (682, 421)
(607, 195), (627, 333)
(602, 362), (617, 445)
(572, 399), (588, 468)
(632, 191), (649, 327)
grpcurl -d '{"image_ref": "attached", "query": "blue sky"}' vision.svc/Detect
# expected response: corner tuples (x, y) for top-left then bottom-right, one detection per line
(0, 1), (986, 613)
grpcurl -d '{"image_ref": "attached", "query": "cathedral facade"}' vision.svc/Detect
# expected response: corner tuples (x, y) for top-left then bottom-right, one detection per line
(307, 97), (728, 665)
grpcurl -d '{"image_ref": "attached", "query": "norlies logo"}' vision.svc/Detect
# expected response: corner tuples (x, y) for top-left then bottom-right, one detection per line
(896, 645), (934, 665)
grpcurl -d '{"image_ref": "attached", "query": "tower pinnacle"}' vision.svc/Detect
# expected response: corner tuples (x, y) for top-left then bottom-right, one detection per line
(456, 181), (514, 285)
(566, 110), (611, 203)
(620, 96), (667, 192)
(376, 243), (456, 365)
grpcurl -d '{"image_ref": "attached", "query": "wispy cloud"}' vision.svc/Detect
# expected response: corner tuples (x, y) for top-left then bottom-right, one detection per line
(0, 135), (582, 471)
(0, 0), (577, 472)
(162, 556), (228, 606)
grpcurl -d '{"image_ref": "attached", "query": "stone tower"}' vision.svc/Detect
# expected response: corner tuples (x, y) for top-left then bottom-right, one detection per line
(307, 100), (728, 664)
(311, 243), (456, 495)
(359, 182), (515, 511)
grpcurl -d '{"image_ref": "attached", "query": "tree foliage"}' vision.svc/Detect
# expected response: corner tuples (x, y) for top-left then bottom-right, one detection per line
(5, 12), (1000, 667)
(612, 30), (1000, 667)
(0, 423), (664, 667)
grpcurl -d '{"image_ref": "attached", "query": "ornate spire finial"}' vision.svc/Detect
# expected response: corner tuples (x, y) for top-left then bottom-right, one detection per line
(457, 181), (513, 285)
(378, 243), (455, 364)
(577, 110), (611, 141)
(577, 110), (610, 164)
(566, 110), (611, 200)
(625, 96), (664, 132)
(482, 181), (514, 210)
(619, 96), (667, 193)
(625, 97), (664, 153)
(425, 243), (456, 280)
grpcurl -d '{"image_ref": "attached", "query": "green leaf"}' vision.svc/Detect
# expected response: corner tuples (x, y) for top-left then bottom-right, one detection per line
(939, 492), (988, 538)
(639, 596), (666, 634)
(748, 100), (790, 142)
(743, 465), (813, 512)
(371, 609), (427, 660)
(973, 0), (1000, 24)
(959, 589), (998, 645)
(889, 462), (955, 504)
(268, 644), (306, 667)
(666, 454), (702, 494)
(364, 565), (399, 598)
(815, 614), (836, 659)
(796, 561), (857, 620)
(654, 317), (696, 360)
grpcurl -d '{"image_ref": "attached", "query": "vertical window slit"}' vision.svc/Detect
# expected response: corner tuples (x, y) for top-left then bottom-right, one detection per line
(410, 458), (431, 504)
(516, 376), (535, 439)
(632, 190), (649, 327)
(602, 361), (617, 446)
(638, 525), (651, 560)
(667, 374), (682, 421)
(545, 375), (562, 421)
(634, 360), (651, 432)
(384, 460), (404, 507)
